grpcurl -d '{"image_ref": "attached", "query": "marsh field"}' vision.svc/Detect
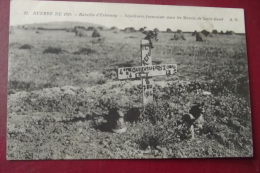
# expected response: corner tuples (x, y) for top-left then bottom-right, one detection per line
(7, 22), (253, 159)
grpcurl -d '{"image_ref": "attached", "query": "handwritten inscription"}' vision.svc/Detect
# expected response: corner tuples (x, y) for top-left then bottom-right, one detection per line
(117, 39), (177, 107)
(143, 78), (153, 100)
(118, 64), (177, 79)
(141, 44), (152, 66)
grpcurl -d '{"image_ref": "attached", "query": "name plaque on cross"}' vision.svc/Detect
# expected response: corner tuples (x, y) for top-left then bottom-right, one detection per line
(117, 64), (177, 80)
(117, 39), (177, 107)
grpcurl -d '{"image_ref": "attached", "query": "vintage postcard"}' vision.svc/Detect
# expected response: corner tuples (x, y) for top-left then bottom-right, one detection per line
(7, 0), (252, 160)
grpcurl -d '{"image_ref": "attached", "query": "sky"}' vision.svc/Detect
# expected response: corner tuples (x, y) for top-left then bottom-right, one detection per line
(10, 0), (246, 33)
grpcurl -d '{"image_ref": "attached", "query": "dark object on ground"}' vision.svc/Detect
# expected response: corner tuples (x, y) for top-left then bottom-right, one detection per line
(104, 108), (123, 130)
(139, 27), (144, 32)
(19, 44), (33, 49)
(212, 30), (218, 34)
(196, 32), (207, 41)
(172, 32), (186, 40)
(125, 108), (140, 124)
(189, 102), (205, 120)
(74, 26), (88, 37)
(182, 113), (196, 127)
(95, 108), (126, 133)
(92, 29), (101, 37)
(43, 47), (63, 54)
(181, 102), (205, 139)
(94, 122), (113, 132)
(201, 30), (210, 37)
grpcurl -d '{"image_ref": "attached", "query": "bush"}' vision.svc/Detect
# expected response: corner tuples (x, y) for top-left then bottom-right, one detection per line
(19, 44), (33, 49)
(43, 47), (62, 54)
(166, 28), (172, 33)
(142, 102), (170, 124)
(135, 122), (174, 149)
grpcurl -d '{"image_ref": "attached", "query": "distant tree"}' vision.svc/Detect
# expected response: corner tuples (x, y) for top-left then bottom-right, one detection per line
(226, 30), (235, 35)
(124, 27), (136, 33)
(192, 30), (197, 36)
(129, 27), (136, 32)
(87, 26), (95, 31)
(225, 30), (229, 35)
(166, 28), (172, 33)
(171, 32), (186, 40)
(154, 28), (160, 32)
(177, 29), (182, 33)
(37, 27), (44, 30)
(201, 30), (210, 37)
(139, 27), (144, 32)
(212, 30), (218, 34)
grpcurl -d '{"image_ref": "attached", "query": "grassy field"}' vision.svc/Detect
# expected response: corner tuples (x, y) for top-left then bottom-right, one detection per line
(7, 25), (252, 159)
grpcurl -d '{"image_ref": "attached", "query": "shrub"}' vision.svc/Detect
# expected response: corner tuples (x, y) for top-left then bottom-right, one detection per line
(92, 29), (101, 37)
(212, 30), (218, 34)
(19, 44), (33, 49)
(154, 28), (160, 32)
(43, 47), (62, 54)
(135, 123), (173, 149)
(166, 28), (172, 33)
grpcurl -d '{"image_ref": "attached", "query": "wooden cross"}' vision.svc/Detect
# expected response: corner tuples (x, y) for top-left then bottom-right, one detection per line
(118, 39), (177, 107)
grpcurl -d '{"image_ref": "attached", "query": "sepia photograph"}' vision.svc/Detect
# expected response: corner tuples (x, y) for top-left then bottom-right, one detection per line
(7, 0), (252, 160)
